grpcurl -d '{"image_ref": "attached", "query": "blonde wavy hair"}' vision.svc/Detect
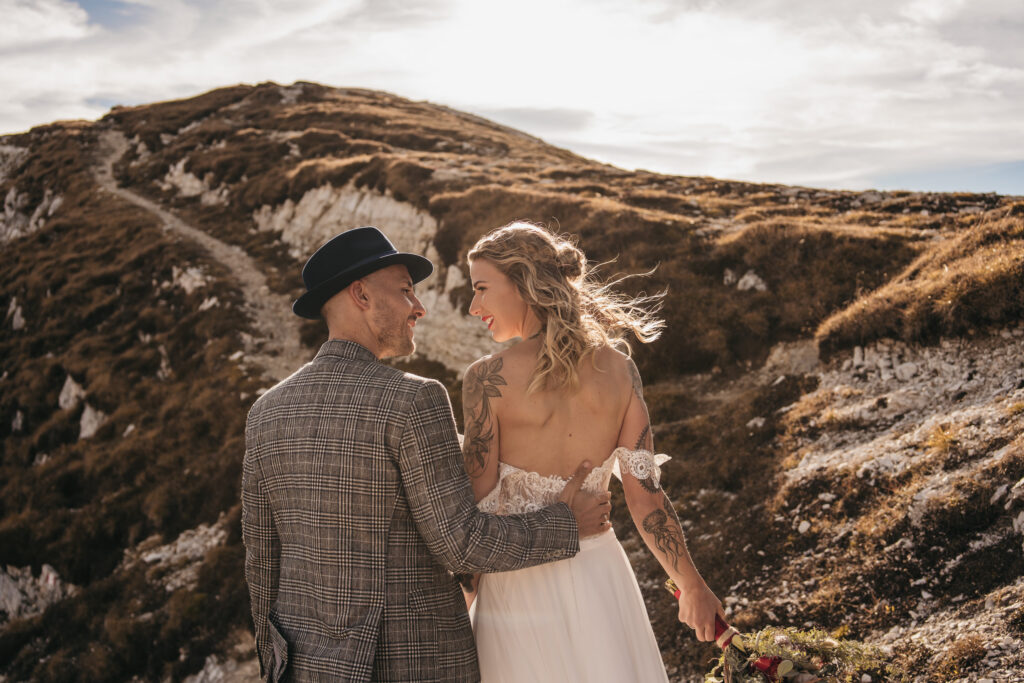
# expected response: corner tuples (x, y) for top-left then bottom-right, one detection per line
(467, 221), (665, 393)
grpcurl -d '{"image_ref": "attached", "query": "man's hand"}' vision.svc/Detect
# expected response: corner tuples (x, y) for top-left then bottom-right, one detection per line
(558, 460), (612, 538)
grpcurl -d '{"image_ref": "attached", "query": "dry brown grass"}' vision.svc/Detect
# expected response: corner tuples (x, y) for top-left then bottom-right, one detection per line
(925, 423), (961, 458)
(932, 635), (986, 680)
(818, 207), (1024, 351)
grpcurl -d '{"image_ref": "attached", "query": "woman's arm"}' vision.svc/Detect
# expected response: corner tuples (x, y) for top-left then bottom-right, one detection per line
(617, 358), (724, 643)
(459, 355), (506, 606)
(461, 355), (504, 501)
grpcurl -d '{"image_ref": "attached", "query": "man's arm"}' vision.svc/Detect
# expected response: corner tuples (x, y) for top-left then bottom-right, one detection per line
(241, 423), (281, 678)
(399, 380), (580, 573)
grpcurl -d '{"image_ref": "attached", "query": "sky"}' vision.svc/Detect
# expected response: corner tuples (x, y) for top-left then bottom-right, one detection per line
(2, 0), (1023, 194)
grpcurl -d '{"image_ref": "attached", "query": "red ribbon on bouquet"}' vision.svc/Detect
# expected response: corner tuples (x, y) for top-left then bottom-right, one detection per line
(664, 578), (744, 650)
(664, 579), (795, 682)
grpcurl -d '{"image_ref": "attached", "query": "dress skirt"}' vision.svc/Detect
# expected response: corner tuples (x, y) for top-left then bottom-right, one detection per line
(470, 528), (670, 683)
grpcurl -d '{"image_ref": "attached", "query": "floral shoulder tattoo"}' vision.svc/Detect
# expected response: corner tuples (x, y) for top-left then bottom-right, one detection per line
(462, 357), (506, 477)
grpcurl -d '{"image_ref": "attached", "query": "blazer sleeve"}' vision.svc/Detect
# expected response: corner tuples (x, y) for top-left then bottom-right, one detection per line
(398, 380), (580, 573)
(241, 415), (281, 679)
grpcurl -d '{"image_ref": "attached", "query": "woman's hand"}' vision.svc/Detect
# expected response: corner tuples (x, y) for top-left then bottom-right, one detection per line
(676, 578), (725, 642)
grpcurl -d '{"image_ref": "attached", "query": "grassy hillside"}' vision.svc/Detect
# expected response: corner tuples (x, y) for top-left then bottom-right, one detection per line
(1, 82), (1022, 681)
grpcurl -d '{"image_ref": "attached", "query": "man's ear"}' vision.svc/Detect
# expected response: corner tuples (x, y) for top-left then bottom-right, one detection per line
(348, 279), (372, 311)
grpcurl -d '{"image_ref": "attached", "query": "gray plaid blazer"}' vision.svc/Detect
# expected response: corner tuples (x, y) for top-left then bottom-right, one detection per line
(242, 340), (580, 682)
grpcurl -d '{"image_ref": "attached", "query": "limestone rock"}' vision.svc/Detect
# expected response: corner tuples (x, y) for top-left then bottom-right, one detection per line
(895, 362), (918, 381)
(736, 270), (768, 292)
(172, 265), (208, 295)
(253, 186), (497, 372)
(2, 185), (62, 244)
(160, 158), (229, 206)
(253, 183), (439, 263)
(121, 514), (230, 592)
(79, 402), (108, 439)
(0, 564), (77, 627)
(59, 375), (87, 411)
(6, 297), (25, 331)
(157, 344), (173, 380)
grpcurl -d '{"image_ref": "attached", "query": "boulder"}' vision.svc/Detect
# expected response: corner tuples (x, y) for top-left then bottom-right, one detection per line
(895, 362), (918, 381)
(59, 375), (87, 411)
(80, 402), (108, 439)
(737, 270), (768, 292)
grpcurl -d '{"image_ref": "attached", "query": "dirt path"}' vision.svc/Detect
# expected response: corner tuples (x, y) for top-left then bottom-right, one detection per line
(94, 129), (307, 383)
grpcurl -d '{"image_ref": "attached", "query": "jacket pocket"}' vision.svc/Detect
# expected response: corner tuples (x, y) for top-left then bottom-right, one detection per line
(407, 586), (453, 614)
(267, 619), (289, 683)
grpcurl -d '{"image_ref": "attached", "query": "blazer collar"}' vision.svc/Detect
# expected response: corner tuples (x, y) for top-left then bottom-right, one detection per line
(315, 339), (379, 363)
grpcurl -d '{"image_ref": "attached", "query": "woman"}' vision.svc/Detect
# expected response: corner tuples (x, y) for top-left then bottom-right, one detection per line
(460, 222), (724, 681)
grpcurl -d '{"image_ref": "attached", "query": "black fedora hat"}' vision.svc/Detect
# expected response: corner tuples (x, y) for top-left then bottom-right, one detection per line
(292, 227), (434, 319)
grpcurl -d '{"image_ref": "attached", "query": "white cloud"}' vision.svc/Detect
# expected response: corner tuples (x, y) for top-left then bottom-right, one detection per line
(0, 0), (94, 48)
(0, 0), (1021, 192)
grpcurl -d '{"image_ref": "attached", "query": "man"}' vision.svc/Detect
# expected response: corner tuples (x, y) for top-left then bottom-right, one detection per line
(242, 227), (611, 682)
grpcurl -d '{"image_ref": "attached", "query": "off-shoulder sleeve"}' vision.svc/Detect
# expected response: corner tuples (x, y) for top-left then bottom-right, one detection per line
(612, 447), (671, 486)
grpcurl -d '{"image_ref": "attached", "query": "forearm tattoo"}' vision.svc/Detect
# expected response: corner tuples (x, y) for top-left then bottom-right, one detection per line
(462, 357), (506, 477)
(641, 493), (688, 571)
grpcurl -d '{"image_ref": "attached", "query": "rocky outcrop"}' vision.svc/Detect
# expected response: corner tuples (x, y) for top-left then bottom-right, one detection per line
(1, 186), (63, 244)
(253, 183), (440, 262)
(762, 328), (1024, 678)
(160, 158), (229, 206)
(784, 330), (1024, 485)
(119, 514), (230, 592)
(253, 184), (497, 373)
(0, 565), (77, 627)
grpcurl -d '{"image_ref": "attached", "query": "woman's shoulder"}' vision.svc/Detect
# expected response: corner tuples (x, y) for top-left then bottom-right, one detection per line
(591, 344), (634, 373)
(464, 346), (525, 384)
(586, 344), (638, 392)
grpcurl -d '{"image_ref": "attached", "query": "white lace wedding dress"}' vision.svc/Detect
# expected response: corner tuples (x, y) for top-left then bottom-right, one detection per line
(470, 447), (671, 682)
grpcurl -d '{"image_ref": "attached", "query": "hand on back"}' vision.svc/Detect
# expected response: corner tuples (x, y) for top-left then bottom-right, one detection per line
(557, 460), (612, 537)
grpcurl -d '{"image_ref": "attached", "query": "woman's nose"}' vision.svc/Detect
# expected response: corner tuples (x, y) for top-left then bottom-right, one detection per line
(469, 292), (480, 316)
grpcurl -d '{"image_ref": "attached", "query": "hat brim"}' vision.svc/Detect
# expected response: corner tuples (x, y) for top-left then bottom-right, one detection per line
(292, 252), (434, 319)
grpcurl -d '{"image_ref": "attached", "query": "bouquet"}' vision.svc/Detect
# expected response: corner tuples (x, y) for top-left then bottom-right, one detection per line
(664, 580), (889, 683)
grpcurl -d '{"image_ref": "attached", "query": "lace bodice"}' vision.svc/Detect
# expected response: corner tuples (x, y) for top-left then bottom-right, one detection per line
(477, 447), (671, 515)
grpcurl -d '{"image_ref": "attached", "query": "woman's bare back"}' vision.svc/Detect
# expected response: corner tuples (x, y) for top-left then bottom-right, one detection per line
(489, 342), (634, 478)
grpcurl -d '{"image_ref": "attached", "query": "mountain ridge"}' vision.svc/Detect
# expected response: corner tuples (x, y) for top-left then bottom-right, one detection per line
(1, 81), (1022, 681)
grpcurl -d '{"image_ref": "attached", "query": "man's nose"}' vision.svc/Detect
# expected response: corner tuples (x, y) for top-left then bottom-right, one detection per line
(412, 295), (426, 318)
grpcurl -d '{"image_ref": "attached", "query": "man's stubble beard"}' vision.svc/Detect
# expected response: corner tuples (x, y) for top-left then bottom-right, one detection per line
(373, 309), (416, 359)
